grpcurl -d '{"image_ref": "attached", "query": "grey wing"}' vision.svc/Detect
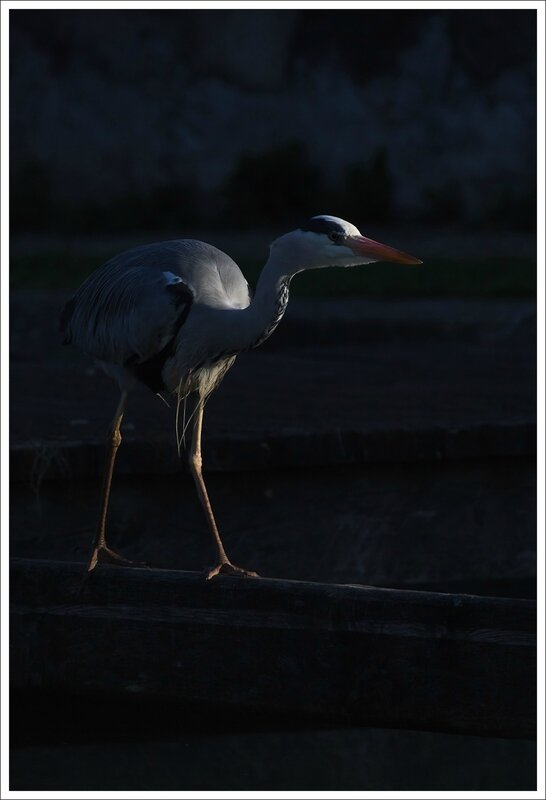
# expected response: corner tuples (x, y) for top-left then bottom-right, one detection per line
(60, 239), (251, 367)
(166, 239), (251, 309)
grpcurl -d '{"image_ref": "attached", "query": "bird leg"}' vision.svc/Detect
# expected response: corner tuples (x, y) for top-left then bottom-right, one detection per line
(86, 391), (147, 572)
(190, 400), (258, 580)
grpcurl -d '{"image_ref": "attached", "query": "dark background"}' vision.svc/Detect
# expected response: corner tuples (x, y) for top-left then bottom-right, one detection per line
(9, 8), (538, 298)
(9, 8), (537, 793)
(10, 9), (536, 234)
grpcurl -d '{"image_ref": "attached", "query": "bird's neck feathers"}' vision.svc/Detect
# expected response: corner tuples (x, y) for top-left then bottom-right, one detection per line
(240, 245), (299, 349)
(217, 242), (311, 354)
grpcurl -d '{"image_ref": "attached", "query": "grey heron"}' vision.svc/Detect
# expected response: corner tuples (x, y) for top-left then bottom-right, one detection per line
(61, 215), (421, 579)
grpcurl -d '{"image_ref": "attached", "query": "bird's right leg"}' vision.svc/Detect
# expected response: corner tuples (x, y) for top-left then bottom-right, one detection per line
(86, 391), (146, 572)
(190, 399), (258, 580)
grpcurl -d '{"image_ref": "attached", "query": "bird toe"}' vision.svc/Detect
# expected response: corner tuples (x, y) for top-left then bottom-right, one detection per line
(206, 561), (259, 580)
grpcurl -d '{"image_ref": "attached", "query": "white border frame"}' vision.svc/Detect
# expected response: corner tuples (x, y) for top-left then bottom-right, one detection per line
(1, 2), (544, 799)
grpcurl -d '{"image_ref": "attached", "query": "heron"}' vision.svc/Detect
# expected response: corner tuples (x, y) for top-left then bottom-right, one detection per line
(60, 215), (421, 579)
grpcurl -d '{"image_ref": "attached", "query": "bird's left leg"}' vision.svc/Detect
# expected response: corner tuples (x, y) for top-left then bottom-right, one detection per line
(86, 391), (147, 572)
(190, 399), (258, 580)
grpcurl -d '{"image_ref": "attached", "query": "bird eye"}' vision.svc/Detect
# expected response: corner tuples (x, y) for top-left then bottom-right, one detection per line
(329, 231), (342, 243)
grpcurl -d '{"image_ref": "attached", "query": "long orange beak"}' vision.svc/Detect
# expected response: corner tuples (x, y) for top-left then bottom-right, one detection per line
(347, 235), (422, 265)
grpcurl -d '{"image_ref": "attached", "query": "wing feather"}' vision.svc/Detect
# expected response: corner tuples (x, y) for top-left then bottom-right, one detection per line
(60, 239), (250, 371)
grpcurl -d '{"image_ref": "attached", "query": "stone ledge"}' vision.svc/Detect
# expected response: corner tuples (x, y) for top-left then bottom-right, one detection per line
(10, 557), (537, 740)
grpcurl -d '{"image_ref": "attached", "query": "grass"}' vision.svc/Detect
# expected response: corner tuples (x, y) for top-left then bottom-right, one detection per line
(10, 250), (536, 298)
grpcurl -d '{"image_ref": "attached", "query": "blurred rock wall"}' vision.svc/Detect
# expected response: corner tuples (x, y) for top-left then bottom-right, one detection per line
(10, 9), (536, 231)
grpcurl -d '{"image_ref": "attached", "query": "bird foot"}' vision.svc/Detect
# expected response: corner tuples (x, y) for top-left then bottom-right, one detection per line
(206, 561), (259, 580)
(87, 545), (149, 572)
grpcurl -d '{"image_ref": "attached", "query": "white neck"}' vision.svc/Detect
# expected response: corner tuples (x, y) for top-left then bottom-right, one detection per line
(201, 232), (339, 359)
(235, 243), (299, 350)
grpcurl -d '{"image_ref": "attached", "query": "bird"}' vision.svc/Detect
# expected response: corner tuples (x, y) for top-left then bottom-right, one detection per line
(60, 215), (422, 579)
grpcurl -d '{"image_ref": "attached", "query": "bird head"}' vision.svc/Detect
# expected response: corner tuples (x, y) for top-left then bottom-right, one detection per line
(270, 215), (422, 273)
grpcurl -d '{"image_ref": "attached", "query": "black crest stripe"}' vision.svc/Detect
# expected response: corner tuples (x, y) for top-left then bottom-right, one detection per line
(300, 217), (345, 236)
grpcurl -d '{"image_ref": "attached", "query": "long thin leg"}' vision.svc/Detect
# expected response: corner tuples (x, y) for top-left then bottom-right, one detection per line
(86, 391), (146, 572)
(190, 399), (258, 580)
